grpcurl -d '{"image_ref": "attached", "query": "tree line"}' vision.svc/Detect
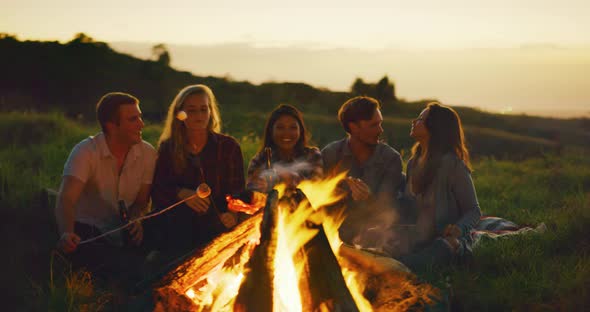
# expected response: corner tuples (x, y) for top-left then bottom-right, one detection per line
(0, 33), (399, 122)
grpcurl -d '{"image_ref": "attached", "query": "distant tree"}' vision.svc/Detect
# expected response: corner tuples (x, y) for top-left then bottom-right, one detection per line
(66, 33), (109, 50)
(351, 78), (371, 96)
(375, 75), (396, 103)
(152, 43), (171, 66)
(68, 32), (95, 44)
(0, 33), (18, 40)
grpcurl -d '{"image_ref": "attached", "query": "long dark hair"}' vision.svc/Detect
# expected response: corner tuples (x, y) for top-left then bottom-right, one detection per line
(410, 102), (471, 194)
(259, 104), (310, 156)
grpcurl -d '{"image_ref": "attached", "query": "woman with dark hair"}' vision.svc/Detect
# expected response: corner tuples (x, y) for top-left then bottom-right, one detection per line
(247, 104), (323, 192)
(150, 84), (245, 257)
(397, 102), (481, 271)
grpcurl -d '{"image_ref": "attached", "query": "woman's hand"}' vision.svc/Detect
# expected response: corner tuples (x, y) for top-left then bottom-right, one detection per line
(220, 212), (238, 228)
(344, 177), (371, 201)
(443, 224), (461, 238)
(443, 224), (461, 252)
(179, 188), (211, 214)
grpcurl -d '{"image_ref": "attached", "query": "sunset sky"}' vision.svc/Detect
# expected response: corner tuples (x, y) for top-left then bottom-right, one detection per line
(3, 0), (589, 116)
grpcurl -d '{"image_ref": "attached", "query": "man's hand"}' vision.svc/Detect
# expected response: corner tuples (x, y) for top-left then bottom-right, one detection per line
(57, 232), (81, 253)
(344, 177), (371, 201)
(179, 188), (211, 214)
(128, 221), (144, 245)
(220, 212), (238, 229)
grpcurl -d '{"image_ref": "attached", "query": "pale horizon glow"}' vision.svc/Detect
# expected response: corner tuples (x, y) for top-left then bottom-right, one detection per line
(2, 0), (589, 117)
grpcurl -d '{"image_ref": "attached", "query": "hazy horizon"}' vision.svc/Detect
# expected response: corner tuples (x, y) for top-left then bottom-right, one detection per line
(107, 41), (590, 118)
(3, 0), (589, 118)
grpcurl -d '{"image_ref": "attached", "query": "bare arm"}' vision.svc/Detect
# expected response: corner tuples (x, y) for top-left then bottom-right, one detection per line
(126, 183), (152, 245)
(55, 175), (85, 235)
(128, 183), (151, 218)
(55, 175), (85, 253)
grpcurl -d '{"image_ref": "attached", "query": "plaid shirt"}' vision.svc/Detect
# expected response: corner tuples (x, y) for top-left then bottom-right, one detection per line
(152, 132), (245, 212)
(151, 132), (245, 250)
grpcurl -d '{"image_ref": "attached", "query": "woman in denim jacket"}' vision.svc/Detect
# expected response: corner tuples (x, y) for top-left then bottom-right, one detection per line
(398, 102), (481, 271)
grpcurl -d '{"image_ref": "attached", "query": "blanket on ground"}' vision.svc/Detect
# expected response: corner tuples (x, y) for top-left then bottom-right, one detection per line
(471, 216), (546, 247)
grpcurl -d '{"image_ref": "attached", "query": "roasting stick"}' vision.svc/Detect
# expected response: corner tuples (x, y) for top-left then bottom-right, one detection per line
(80, 110), (229, 245)
(79, 191), (204, 245)
(196, 163), (223, 218)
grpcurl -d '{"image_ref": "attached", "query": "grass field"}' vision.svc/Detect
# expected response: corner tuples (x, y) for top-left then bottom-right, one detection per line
(424, 151), (590, 310)
(0, 112), (588, 311)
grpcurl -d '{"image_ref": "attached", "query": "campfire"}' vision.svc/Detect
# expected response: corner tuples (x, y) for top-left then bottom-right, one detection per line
(152, 174), (439, 312)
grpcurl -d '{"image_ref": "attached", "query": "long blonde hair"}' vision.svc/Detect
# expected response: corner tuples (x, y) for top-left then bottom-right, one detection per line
(158, 84), (222, 174)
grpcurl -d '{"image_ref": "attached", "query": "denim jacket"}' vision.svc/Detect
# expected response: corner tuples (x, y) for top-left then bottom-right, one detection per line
(406, 153), (482, 255)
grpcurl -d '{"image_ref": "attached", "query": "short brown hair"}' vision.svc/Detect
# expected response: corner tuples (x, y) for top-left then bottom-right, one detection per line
(96, 92), (139, 133)
(338, 96), (381, 133)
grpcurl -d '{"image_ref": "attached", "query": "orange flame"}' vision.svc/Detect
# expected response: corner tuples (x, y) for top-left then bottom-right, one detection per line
(181, 174), (438, 311)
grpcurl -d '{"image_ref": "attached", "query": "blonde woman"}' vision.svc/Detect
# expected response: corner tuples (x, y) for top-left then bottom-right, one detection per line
(151, 85), (244, 256)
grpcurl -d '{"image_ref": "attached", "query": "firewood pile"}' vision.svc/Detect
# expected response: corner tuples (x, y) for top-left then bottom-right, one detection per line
(151, 187), (440, 312)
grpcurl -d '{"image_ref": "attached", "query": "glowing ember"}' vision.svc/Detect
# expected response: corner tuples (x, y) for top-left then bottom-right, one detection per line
(226, 191), (267, 215)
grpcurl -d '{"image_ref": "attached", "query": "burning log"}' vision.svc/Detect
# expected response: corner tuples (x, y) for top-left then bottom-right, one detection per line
(233, 190), (280, 312)
(151, 178), (442, 311)
(296, 226), (360, 311)
(337, 244), (441, 312)
(337, 244), (410, 275)
(235, 188), (359, 312)
(152, 208), (264, 309)
(291, 190), (359, 312)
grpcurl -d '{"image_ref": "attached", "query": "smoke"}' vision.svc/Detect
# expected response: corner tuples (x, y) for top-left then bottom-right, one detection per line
(341, 193), (411, 258)
(255, 159), (411, 257)
(255, 159), (318, 188)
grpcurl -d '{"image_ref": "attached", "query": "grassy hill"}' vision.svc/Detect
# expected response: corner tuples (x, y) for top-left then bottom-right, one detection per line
(1, 34), (589, 310)
(1, 35), (588, 155)
(0, 112), (588, 310)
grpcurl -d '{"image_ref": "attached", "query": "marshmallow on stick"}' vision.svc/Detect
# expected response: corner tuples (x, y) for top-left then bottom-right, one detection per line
(176, 110), (188, 121)
(197, 183), (211, 198)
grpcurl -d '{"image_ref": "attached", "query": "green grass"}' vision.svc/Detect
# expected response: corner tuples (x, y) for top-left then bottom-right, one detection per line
(420, 150), (590, 311)
(229, 112), (559, 161)
(1, 112), (588, 310)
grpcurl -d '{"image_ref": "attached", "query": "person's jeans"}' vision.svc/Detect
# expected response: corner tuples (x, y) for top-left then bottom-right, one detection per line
(398, 238), (454, 272)
(67, 222), (146, 286)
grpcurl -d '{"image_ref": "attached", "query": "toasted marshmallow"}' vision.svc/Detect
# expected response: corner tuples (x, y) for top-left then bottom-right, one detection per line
(197, 183), (211, 198)
(176, 110), (188, 121)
